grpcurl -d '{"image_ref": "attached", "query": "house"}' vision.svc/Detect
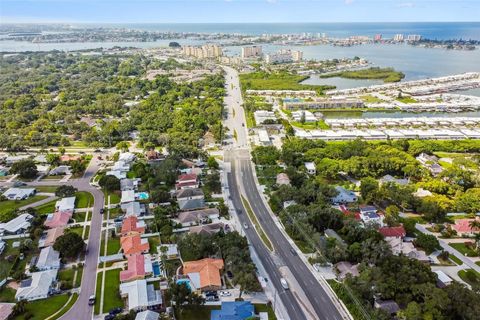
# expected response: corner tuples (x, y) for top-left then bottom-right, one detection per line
(0, 303), (15, 320)
(158, 244), (179, 259)
(120, 254), (153, 283)
(359, 206), (383, 226)
(175, 173), (199, 190)
(433, 270), (453, 288)
(211, 301), (255, 320)
(202, 132), (216, 148)
(112, 161), (130, 172)
(122, 190), (136, 204)
(135, 310), (160, 320)
(121, 178), (139, 191)
(0, 166), (9, 177)
(55, 197), (76, 213)
(0, 213), (33, 235)
(182, 258), (224, 292)
(386, 237), (430, 263)
(2, 188), (36, 200)
(374, 300), (400, 315)
(429, 163), (444, 175)
(39, 227), (65, 248)
(36, 165), (50, 176)
(119, 152), (136, 164)
(189, 222), (225, 236)
(44, 211), (72, 229)
(283, 200), (297, 209)
(379, 174), (409, 186)
(121, 235), (150, 256)
(304, 162), (316, 175)
(106, 170), (127, 180)
(49, 165), (71, 176)
(379, 226), (406, 239)
(5, 155), (30, 165)
(452, 218), (480, 237)
(413, 188), (433, 198)
(33, 154), (47, 163)
(145, 150), (162, 161)
(276, 173), (290, 186)
(60, 155), (80, 162)
(119, 279), (162, 311)
(175, 208), (220, 227)
(331, 186), (357, 204)
(121, 216), (146, 236)
(335, 261), (359, 281)
(35, 246), (61, 271)
(121, 202), (145, 217)
(176, 188), (205, 211)
(416, 153), (439, 165)
(15, 269), (58, 301)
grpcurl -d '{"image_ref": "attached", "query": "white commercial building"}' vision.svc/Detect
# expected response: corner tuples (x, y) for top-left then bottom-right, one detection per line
(253, 110), (276, 124)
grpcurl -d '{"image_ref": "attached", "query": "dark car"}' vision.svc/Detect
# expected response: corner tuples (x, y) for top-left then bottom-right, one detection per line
(204, 291), (217, 297)
(100, 208), (105, 214)
(206, 296), (219, 302)
(104, 315), (115, 320)
(109, 307), (123, 315)
(290, 248), (297, 256)
(226, 271), (233, 279)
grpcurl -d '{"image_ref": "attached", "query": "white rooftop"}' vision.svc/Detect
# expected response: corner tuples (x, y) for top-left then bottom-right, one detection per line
(121, 190), (136, 204)
(36, 247), (60, 270)
(15, 269), (57, 301)
(55, 197), (76, 212)
(0, 213), (33, 234)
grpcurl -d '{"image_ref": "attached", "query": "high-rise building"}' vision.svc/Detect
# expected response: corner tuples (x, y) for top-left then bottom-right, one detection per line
(181, 44), (223, 59)
(265, 49), (303, 64)
(291, 50), (303, 62)
(406, 34), (422, 42)
(241, 45), (263, 59)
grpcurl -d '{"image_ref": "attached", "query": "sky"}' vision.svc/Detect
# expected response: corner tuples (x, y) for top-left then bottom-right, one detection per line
(0, 0), (479, 24)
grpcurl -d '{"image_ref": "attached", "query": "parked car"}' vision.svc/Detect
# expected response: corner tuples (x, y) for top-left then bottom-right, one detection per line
(204, 291), (217, 297)
(109, 307), (123, 315)
(226, 271), (233, 279)
(104, 315), (115, 320)
(290, 248), (297, 256)
(100, 208), (105, 214)
(219, 291), (232, 297)
(206, 296), (219, 302)
(280, 278), (289, 290)
(88, 295), (96, 306)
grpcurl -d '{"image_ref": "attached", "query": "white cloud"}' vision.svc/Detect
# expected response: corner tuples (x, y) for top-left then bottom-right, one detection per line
(344, 0), (355, 5)
(397, 2), (415, 8)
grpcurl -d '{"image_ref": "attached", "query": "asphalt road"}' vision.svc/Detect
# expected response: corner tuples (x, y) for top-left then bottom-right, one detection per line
(222, 66), (345, 320)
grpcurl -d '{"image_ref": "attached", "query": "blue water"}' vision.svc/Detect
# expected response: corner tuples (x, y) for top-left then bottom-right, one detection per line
(137, 192), (149, 200)
(81, 22), (480, 40)
(176, 279), (192, 291)
(152, 261), (161, 277)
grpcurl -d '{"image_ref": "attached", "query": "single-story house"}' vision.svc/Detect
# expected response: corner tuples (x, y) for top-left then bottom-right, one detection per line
(0, 213), (33, 235)
(2, 188), (36, 200)
(119, 279), (162, 311)
(36, 165), (50, 176)
(49, 165), (71, 176)
(374, 300), (400, 315)
(452, 218), (480, 237)
(5, 155), (30, 165)
(121, 190), (136, 204)
(121, 178), (139, 191)
(413, 188), (433, 198)
(386, 237), (430, 263)
(135, 310), (160, 320)
(35, 246), (61, 271)
(175, 173), (199, 190)
(379, 174), (409, 186)
(106, 170), (127, 180)
(335, 261), (359, 281)
(44, 211), (72, 229)
(359, 206), (383, 226)
(379, 226), (406, 239)
(120, 254), (153, 283)
(0, 166), (9, 177)
(15, 269), (58, 301)
(121, 201), (145, 217)
(276, 173), (290, 186)
(112, 160), (130, 172)
(158, 244), (179, 259)
(189, 222), (225, 236)
(433, 270), (453, 288)
(182, 258), (224, 292)
(331, 186), (357, 204)
(39, 227), (65, 248)
(55, 197), (76, 213)
(211, 301), (255, 320)
(60, 155), (80, 162)
(176, 188), (205, 211)
(120, 216), (146, 236)
(175, 208), (220, 227)
(33, 154), (48, 164)
(119, 153), (136, 164)
(121, 235), (150, 257)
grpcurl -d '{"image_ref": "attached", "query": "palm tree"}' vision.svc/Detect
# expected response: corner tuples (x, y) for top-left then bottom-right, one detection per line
(469, 219), (480, 231)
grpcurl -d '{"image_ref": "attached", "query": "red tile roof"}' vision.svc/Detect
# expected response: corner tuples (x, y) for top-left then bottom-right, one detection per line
(379, 226), (406, 238)
(121, 235), (150, 255)
(183, 258), (224, 289)
(44, 211), (72, 229)
(177, 173), (197, 182)
(121, 216), (145, 236)
(452, 219), (479, 234)
(120, 254), (145, 282)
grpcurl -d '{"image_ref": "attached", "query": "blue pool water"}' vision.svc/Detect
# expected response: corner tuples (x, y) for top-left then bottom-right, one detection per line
(176, 279), (192, 291)
(152, 261), (161, 276)
(137, 192), (149, 200)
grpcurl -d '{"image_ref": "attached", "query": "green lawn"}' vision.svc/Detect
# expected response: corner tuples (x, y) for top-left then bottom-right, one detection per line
(321, 67), (404, 83)
(360, 95), (383, 103)
(35, 200), (57, 215)
(449, 254), (463, 265)
(94, 272), (103, 315)
(75, 191), (94, 208)
(450, 243), (478, 257)
(58, 268), (75, 284)
(175, 305), (221, 320)
(72, 210), (92, 222)
(106, 191), (121, 205)
(476, 261), (480, 267)
(75, 266), (83, 288)
(108, 207), (124, 219)
(254, 304), (277, 320)
(396, 96), (418, 104)
(0, 287), (16, 302)
(0, 195), (48, 215)
(239, 71), (333, 93)
(102, 269), (123, 313)
(34, 186), (59, 193)
(458, 269), (480, 287)
(66, 226), (84, 238)
(12, 294), (70, 320)
(106, 235), (121, 255)
(148, 237), (160, 254)
(50, 293), (78, 320)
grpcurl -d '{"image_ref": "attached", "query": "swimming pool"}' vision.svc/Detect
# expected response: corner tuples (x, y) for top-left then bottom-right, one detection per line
(176, 279), (192, 291)
(136, 192), (149, 200)
(152, 261), (161, 277)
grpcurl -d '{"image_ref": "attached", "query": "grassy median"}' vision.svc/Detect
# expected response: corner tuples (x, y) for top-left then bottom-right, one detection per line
(241, 195), (273, 251)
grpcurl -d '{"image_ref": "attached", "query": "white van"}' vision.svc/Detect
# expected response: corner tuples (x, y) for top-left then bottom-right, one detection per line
(280, 278), (289, 290)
